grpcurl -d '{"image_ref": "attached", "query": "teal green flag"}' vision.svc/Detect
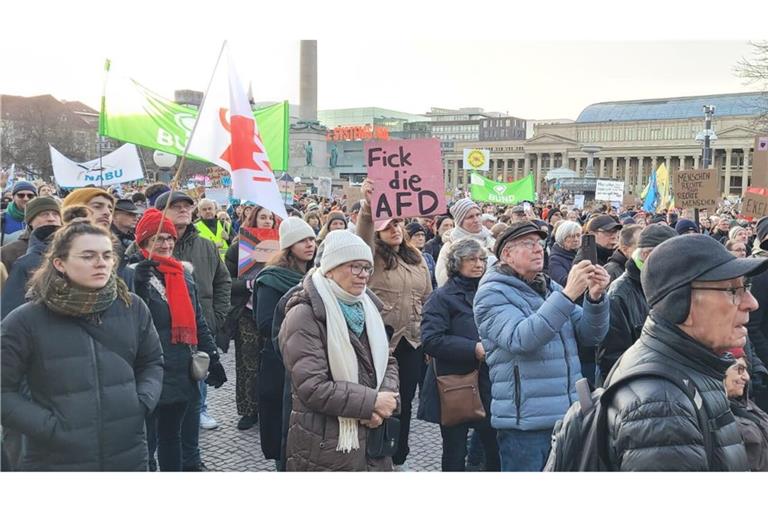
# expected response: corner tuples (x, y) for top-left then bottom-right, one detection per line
(470, 173), (535, 204)
(99, 68), (290, 171)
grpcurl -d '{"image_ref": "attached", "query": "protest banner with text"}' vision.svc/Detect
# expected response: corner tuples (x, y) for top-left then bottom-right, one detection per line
(741, 187), (768, 219)
(595, 180), (625, 202)
(365, 139), (446, 221)
(673, 168), (719, 209)
(753, 135), (768, 188)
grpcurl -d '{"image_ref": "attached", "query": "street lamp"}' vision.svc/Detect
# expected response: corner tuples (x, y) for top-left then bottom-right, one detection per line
(153, 151), (177, 184)
(695, 105), (717, 169)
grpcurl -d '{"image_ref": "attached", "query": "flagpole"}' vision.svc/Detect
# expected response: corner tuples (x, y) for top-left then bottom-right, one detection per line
(148, 40), (228, 259)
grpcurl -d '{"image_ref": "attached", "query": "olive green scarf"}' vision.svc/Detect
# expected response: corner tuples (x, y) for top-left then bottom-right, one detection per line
(39, 272), (132, 319)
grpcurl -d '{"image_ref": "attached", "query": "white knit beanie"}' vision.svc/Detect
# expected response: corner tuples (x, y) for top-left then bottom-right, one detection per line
(279, 217), (316, 249)
(450, 198), (479, 228)
(320, 230), (374, 274)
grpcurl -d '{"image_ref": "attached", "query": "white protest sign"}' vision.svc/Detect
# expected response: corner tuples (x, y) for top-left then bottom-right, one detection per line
(574, 194), (585, 209)
(205, 187), (230, 207)
(595, 180), (624, 202)
(50, 143), (144, 188)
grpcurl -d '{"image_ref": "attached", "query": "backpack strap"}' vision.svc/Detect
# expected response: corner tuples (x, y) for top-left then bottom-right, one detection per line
(596, 362), (714, 471)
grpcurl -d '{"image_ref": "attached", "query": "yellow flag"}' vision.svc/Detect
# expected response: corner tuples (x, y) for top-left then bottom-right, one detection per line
(655, 163), (671, 211)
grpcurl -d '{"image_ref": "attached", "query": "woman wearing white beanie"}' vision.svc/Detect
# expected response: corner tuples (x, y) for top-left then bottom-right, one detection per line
(253, 217), (317, 462)
(279, 230), (400, 471)
(357, 180), (433, 470)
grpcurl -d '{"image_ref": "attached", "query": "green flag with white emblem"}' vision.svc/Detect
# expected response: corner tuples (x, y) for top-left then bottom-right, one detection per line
(470, 173), (535, 204)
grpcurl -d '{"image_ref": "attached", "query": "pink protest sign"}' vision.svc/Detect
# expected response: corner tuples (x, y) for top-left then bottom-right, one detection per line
(364, 138), (446, 221)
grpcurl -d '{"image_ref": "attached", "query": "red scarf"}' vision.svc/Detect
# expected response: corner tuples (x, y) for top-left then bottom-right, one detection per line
(140, 249), (198, 345)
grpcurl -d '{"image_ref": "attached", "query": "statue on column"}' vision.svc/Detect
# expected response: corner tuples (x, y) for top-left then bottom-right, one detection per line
(305, 141), (313, 166)
(329, 144), (338, 169)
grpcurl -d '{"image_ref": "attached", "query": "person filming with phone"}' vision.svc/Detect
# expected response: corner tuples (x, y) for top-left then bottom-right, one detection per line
(574, 214), (623, 267)
(473, 221), (610, 471)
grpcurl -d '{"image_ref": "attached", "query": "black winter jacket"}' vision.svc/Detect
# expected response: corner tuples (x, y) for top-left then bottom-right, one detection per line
(548, 243), (576, 287)
(605, 314), (749, 471)
(128, 257), (219, 406)
(1, 295), (164, 471)
(418, 275), (492, 426)
(598, 259), (647, 377)
(603, 249), (628, 284)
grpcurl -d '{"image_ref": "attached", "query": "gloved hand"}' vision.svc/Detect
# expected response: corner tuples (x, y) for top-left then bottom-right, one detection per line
(205, 360), (227, 388)
(133, 259), (159, 288)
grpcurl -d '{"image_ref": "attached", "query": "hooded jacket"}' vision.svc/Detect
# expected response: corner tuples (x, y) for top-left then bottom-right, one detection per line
(548, 243), (577, 287)
(605, 314), (749, 471)
(473, 264), (609, 431)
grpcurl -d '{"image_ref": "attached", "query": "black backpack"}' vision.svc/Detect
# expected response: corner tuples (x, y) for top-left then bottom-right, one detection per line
(543, 361), (714, 471)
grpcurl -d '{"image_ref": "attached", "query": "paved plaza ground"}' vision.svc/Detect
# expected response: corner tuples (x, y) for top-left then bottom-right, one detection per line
(199, 347), (444, 471)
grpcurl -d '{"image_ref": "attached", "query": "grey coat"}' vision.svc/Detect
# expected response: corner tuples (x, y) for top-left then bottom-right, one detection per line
(1, 295), (164, 471)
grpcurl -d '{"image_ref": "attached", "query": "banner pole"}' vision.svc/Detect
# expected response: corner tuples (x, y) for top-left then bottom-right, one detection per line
(147, 40), (227, 259)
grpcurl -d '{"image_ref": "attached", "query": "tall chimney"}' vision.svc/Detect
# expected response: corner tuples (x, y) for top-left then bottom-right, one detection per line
(299, 40), (318, 122)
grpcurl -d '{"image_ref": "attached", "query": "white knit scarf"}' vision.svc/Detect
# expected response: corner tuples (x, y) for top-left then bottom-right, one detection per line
(310, 270), (389, 453)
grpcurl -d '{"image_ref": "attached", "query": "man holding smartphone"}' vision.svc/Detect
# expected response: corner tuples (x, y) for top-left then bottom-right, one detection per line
(574, 214), (622, 266)
(474, 221), (610, 471)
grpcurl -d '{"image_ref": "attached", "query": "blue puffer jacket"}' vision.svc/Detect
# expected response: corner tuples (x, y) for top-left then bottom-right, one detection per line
(473, 264), (609, 431)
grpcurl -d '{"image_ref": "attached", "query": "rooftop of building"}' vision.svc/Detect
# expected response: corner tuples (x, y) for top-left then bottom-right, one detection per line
(576, 92), (767, 123)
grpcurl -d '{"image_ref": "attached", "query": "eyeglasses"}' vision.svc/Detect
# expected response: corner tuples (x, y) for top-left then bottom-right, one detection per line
(169, 202), (194, 212)
(349, 263), (374, 277)
(15, 193), (36, 199)
(690, 282), (752, 305)
(509, 239), (546, 251)
(462, 256), (488, 264)
(151, 235), (176, 246)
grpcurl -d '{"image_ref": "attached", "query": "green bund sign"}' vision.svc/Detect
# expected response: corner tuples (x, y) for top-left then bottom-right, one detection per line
(470, 173), (535, 204)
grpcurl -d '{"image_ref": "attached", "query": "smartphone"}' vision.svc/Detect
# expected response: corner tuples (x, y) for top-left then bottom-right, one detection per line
(581, 234), (598, 265)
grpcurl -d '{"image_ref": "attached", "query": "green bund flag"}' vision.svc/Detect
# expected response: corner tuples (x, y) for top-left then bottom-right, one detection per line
(99, 66), (290, 171)
(470, 173), (535, 204)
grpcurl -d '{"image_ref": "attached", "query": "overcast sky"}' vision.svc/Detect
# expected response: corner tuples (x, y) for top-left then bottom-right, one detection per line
(2, 2), (765, 121)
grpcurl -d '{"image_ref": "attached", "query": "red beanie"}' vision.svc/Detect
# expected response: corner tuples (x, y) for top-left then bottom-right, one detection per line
(135, 208), (177, 247)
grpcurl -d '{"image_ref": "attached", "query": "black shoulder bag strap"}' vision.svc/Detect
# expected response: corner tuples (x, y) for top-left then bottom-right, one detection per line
(596, 362), (714, 470)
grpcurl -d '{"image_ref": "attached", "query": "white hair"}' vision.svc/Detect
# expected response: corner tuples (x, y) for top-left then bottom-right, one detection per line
(199, 198), (217, 210)
(555, 220), (582, 246)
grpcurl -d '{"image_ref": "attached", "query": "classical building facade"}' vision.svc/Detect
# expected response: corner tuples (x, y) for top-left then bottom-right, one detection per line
(445, 92), (767, 198)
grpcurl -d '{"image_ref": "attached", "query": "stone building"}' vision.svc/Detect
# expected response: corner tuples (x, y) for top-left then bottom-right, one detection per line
(445, 92), (767, 198)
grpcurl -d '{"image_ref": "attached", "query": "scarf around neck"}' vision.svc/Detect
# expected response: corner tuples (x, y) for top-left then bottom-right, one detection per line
(311, 270), (389, 453)
(452, 225), (494, 248)
(5, 201), (26, 222)
(140, 249), (197, 345)
(41, 271), (131, 319)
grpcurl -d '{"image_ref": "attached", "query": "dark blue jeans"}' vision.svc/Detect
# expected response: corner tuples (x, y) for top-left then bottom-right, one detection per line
(497, 428), (553, 472)
(182, 388), (203, 470)
(440, 423), (500, 472)
(156, 401), (191, 471)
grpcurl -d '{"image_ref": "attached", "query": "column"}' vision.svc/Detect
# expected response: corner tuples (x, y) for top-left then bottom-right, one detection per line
(694, 154), (701, 169)
(535, 153), (543, 194)
(444, 161), (450, 191)
(665, 156), (671, 171)
(724, 148), (732, 197)
(524, 154), (531, 179)
(599, 157), (606, 178)
(636, 157), (643, 187)
(452, 159), (460, 190)
(509, 159), (516, 181)
(742, 148), (751, 194)
(624, 157), (632, 183)
(574, 157), (580, 176)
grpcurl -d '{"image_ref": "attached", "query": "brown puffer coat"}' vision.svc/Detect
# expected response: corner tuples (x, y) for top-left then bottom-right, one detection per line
(279, 273), (400, 471)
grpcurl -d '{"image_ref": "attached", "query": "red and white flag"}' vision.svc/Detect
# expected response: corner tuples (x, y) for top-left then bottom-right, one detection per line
(188, 43), (288, 219)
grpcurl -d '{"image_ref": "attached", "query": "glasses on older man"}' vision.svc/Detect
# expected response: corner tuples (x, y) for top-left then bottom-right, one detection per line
(690, 282), (752, 305)
(509, 239), (546, 251)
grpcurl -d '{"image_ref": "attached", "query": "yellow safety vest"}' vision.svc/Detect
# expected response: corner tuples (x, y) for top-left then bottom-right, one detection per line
(194, 219), (229, 261)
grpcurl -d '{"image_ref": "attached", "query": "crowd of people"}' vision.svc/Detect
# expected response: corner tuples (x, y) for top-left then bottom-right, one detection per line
(1, 176), (768, 472)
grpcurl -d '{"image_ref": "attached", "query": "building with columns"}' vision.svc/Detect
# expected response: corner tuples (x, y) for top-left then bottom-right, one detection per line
(445, 92), (767, 198)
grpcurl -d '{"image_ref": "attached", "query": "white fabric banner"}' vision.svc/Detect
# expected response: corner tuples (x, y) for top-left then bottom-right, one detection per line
(595, 180), (625, 202)
(50, 143), (144, 187)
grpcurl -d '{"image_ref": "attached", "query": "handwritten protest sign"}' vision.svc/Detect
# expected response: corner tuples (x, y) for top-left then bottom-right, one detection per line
(753, 135), (768, 188)
(237, 228), (280, 278)
(365, 139), (446, 221)
(342, 186), (364, 204)
(741, 187), (768, 219)
(595, 180), (624, 202)
(673, 169), (719, 209)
